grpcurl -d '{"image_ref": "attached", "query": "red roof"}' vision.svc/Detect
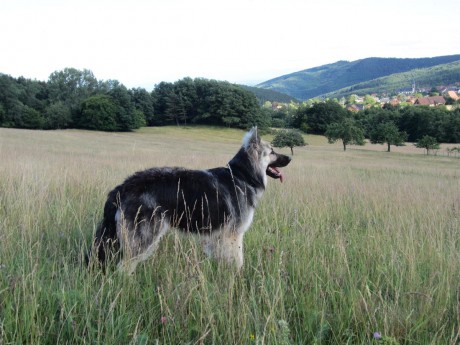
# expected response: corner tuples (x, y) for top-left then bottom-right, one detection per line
(415, 96), (446, 106)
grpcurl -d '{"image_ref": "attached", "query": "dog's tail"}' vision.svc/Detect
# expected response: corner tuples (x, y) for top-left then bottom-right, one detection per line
(89, 188), (120, 268)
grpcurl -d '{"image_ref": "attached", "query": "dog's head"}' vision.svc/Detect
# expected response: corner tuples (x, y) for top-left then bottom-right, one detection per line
(243, 127), (291, 183)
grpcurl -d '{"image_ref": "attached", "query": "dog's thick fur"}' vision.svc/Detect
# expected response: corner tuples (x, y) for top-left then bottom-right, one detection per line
(91, 127), (291, 274)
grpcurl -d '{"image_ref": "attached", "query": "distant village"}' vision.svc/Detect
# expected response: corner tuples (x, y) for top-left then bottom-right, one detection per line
(342, 84), (460, 112)
(265, 84), (460, 112)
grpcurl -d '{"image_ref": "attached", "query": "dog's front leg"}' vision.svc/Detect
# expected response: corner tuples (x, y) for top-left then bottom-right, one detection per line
(202, 231), (244, 269)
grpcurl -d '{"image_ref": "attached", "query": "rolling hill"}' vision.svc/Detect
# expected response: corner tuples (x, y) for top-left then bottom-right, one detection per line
(322, 60), (460, 99)
(256, 55), (460, 100)
(240, 85), (298, 103)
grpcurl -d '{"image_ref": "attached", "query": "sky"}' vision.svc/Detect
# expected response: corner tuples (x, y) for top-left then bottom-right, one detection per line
(1, 0), (459, 90)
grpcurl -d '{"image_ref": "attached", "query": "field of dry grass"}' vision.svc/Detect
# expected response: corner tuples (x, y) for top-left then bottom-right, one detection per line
(0, 126), (459, 344)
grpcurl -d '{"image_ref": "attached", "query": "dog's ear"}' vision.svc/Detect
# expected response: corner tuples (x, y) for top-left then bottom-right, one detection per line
(243, 126), (260, 150)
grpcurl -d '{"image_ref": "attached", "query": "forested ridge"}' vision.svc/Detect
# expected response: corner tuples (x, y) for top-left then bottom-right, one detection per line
(257, 55), (460, 100)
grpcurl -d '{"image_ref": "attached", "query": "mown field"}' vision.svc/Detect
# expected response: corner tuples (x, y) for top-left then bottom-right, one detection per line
(0, 126), (459, 344)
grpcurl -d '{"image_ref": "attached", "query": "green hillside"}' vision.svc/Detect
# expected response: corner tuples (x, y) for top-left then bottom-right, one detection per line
(240, 85), (298, 103)
(256, 55), (460, 100)
(323, 60), (460, 99)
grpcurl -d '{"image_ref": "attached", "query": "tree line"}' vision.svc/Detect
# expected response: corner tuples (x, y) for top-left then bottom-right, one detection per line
(0, 68), (270, 131)
(1, 68), (459, 146)
(291, 100), (460, 146)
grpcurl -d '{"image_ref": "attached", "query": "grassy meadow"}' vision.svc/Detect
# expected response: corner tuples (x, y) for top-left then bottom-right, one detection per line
(0, 126), (459, 344)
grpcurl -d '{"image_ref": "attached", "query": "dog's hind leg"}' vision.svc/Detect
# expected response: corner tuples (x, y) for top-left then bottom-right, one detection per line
(118, 236), (161, 275)
(117, 213), (170, 275)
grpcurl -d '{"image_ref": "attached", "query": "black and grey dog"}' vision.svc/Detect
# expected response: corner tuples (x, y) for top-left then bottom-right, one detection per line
(92, 127), (291, 274)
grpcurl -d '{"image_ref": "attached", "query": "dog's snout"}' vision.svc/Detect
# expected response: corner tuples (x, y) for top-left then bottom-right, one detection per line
(277, 153), (291, 167)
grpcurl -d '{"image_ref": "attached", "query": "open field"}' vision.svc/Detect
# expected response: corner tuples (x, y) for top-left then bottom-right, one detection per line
(0, 126), (459, 344)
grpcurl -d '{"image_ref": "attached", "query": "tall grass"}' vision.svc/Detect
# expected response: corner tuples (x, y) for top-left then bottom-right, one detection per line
(0, 127), (459, 344)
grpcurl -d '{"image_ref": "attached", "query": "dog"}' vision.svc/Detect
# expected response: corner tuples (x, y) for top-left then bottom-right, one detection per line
(91, 127), (291, 274)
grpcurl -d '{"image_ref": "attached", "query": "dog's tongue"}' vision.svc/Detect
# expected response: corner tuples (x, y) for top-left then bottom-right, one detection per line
(273, 167), (285, 183)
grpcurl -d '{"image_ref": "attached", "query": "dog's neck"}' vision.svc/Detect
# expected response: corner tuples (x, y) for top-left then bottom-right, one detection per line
(227, 147), (266, 191)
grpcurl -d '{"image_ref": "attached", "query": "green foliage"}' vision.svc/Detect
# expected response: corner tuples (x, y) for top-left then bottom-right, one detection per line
(48, 68), (98, 119)
(109, 85), (140, 131)
(398, 106), (460, 143)
(415, 135), (440, 155)
(44, 102), (72, 129)
(293, 100), (347, 135)
(271, 129), (306, 154)
(130, 88), (155, 125)
(18, 105), (45, 129)
(79, 94), (118, 131)
(240, 85), (298, 104)
(325, 117), (365, 151)
(369, 122), (408, 152)
(0, 70), (273, 132)
(292, 100), (460, 145)
(152, 78), (268, 129)
(1, 65), (460, 139)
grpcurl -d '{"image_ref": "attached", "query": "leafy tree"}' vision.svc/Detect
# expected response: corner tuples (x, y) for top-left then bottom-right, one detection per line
(357, 107), (399, 136)
(347, 94), (357, 104)
(0, 74), (22, 127)
(79, 94), (117, 131)
(325, 117), (365, 151)
(0, 74), (48, 129)
(18, 105), (44, 129)
(165, 91), (186, 126)
(415, 135), (440, 155)
(152, 78), (266, 129)
(129, 88), (155, 125)
(293, 100), (347, 134)
(442, 109), (460, 143)
(272, 129), (306, 155)
(369, 122), (407, 152)
(151, 81), (175, 125)
(263, 101), (272, 109)
(44, 101), (72, 129)
(48, 68), (98, 119)
(364, 94), (376, 106)
(109, 85), (141, 131)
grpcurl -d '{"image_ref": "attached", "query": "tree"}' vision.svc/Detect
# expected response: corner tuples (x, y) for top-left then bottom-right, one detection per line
(17, 105), (44, 129)
(130, 88), (155, 125)
(369, 122), (407, 152)
(325, 117), (365, 151)
(415, 135), (440, 155)
(303, 100), (347, 134)
(47, 68), (98, 119)
(272, 129), (306, 155)
(364, 94), (377, 106)
(79, 94), (117, 131)
(44, 101), (72, 129)
(109, 85), (141, 131)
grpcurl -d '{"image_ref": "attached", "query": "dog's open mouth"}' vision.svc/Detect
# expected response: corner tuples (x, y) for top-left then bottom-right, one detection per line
(266, 166), (284, 183)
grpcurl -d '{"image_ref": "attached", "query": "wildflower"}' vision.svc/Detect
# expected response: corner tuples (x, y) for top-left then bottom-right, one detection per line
(250, 334), (255, 341)
(160, 316), (167, 325)
(373, 332), (382, 341)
